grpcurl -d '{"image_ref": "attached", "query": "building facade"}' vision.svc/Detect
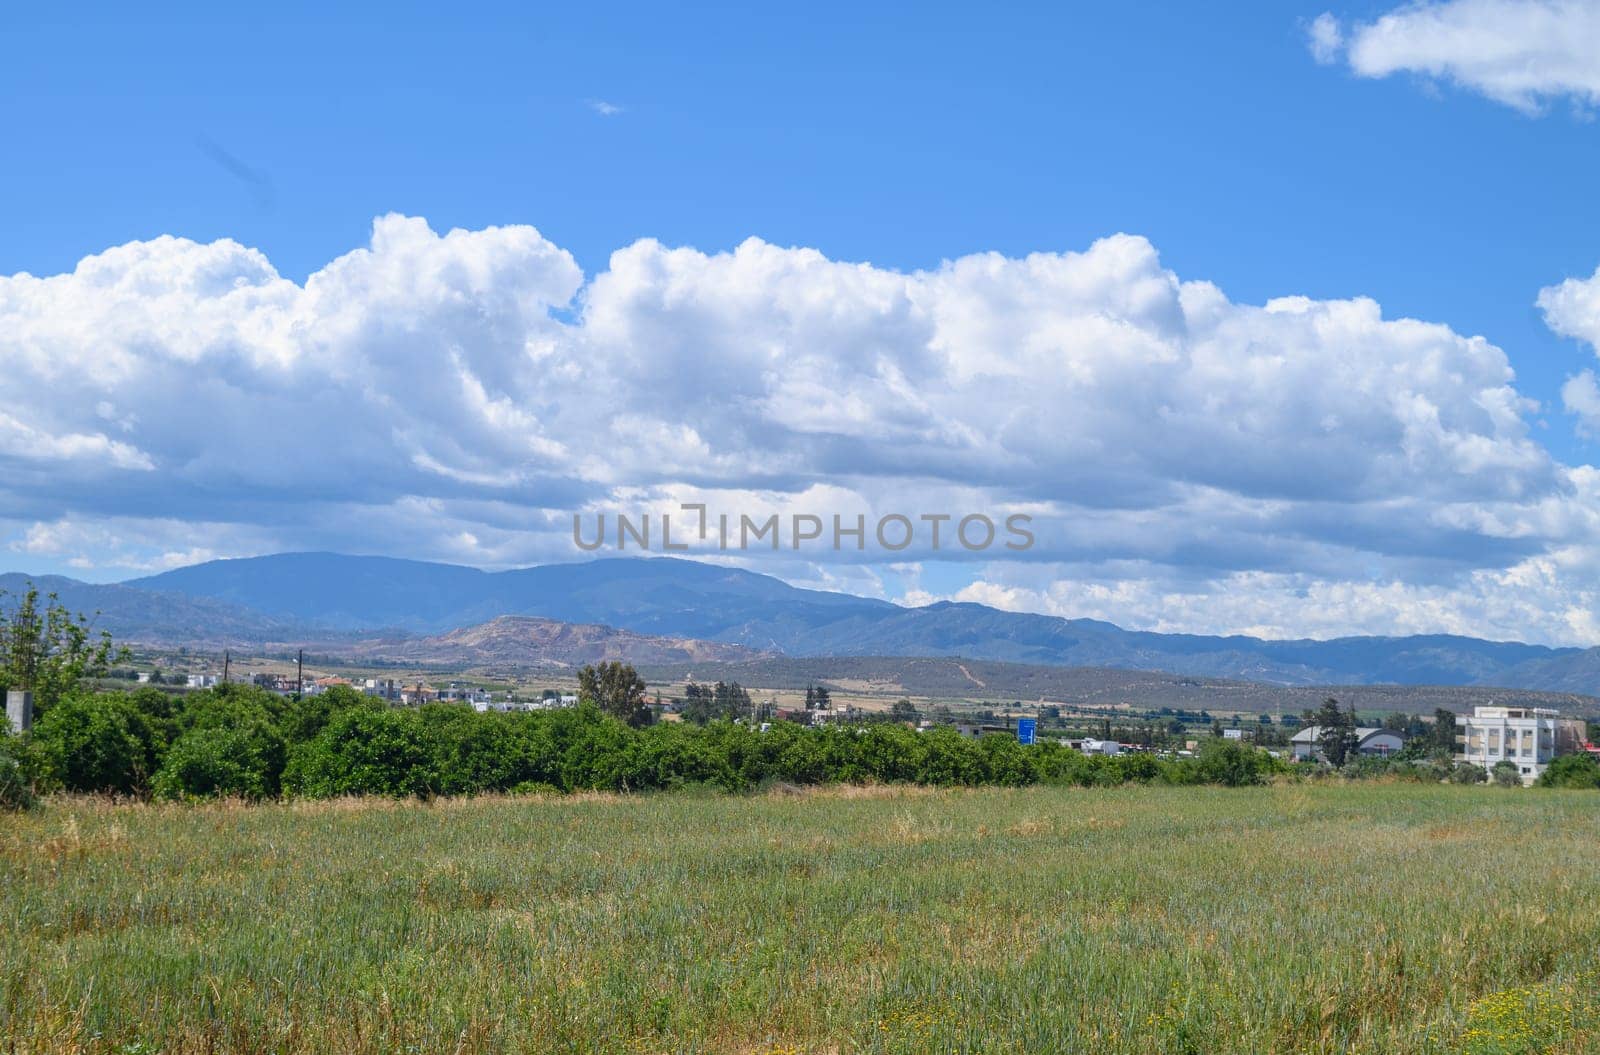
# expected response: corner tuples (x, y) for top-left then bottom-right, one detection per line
(1455, 706), (1587, 785)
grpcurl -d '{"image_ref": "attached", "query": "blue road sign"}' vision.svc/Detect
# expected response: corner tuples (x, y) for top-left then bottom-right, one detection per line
(1016, 717), (1037, 745)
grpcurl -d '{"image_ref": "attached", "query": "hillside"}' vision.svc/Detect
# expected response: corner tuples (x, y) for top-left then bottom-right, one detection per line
(338, 615), (769, 668)
(129, 552), (885, 636)
(0, 573), (308, 648)
(1485, 647), (1600, 694)
(125, 553), (1582, 688)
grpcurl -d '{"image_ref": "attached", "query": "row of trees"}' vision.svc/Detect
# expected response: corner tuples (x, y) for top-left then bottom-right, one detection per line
(2, 677), (1298, 805)
(7, 678), (1599, 808)
(680, 681), (758, 724)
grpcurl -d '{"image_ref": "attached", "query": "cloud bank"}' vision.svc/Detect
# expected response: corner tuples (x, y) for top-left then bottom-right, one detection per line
(1311, 0), (1600, 113)
(4, 215), (1600, 642)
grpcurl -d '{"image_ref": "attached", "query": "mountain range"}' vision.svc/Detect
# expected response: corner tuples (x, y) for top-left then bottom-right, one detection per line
(3, 552), (1598, 693)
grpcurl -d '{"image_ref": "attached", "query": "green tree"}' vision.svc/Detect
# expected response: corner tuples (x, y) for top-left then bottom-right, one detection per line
(578, 662), (649, 726)
(890, 698), (919, 723)
(1431, 708), (1459, 755)
(680, 682), (717, 725)
(1196, 739), (1273, 787)
(152, 725), (283, 800)
(1491, 760), (1522, 787)
(1534, 752), (1600, 789)
(283, 707), (437, 797)
(32, 694), (163, 794)
(281, 683), (382, 743)
(0, 586), (126, 715)
(1315, 697), (1358, 768)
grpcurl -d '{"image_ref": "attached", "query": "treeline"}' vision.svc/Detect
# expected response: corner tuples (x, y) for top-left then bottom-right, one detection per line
(0, 682), (1303, 806)
(5, 683), (1600, 808)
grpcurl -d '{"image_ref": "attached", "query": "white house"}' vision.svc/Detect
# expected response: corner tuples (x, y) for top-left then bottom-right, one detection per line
(1455, 706), (1587, 785)
(1289, 726), (1405, 763)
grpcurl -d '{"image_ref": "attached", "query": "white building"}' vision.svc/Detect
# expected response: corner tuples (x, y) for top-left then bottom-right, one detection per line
(1455, 706), (1587, 785)
(1289, 726), (1405, 763)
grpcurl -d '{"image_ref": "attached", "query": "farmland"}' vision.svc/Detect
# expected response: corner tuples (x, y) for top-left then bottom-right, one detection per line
(2, 784), (1598, 1054)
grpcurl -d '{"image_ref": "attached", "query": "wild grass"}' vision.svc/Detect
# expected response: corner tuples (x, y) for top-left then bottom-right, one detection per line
(1, 784), (1597, 1054)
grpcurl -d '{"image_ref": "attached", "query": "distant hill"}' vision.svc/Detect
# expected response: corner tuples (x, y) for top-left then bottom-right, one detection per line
(1486, 647), (1600, 695)
(129, 552), (885, 637)
(338, 615), (769, 668)
(0, 573), (307, 648)
(123, 552), (1584, 688)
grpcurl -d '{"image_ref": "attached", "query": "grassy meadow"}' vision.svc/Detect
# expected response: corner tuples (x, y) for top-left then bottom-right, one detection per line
(2, 784), (1598, 1054)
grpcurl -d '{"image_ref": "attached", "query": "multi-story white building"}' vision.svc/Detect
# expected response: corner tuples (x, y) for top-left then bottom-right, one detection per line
(1455, 706), (1587, 785)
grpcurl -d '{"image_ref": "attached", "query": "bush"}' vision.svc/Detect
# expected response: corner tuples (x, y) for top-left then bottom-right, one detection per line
(1535, 753), (1600, 789)
(152, 725), (284, 800)
(283, 707), (437, 798)
(280, 684), (381, 743)
(1490, 760), (1523, 787)
(32, 694), (164, 794)
(419, 706), (557, 795)
(0, 732), (38, 809)
(1450, 762), (1487, 785)
(1195, 739), (1274, 787)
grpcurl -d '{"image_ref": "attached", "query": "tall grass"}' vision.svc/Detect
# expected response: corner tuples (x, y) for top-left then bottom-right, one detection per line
(2, 784), (1596, 1054)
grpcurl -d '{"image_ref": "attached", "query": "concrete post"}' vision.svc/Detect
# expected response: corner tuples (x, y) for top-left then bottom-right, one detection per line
(5, 690), (33, 735)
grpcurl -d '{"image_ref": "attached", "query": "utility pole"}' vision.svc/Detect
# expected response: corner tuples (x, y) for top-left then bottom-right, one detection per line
(223, 650), (230, 686)
(297, 649), (304, 698)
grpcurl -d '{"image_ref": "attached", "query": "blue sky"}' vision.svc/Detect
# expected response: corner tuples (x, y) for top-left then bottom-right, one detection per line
(6, 1), (1596, 424)
(6, 1), (1600, 643)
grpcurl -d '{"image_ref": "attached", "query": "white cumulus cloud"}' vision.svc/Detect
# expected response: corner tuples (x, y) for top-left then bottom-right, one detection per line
(1311, 0), (1600, 113)
(4, 215), (1600, 642)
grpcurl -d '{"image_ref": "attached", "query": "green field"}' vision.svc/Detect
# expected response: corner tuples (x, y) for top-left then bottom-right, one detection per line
(2, 785), (1598, 1054)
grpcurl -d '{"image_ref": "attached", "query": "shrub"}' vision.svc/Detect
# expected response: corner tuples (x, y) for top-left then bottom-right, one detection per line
(32, 694), (164, 794)
(1195, 739), (1273, 787)
(1535, 753), (1600, 789)
(280, 684), (382, 744)
(283, 707), (437, 798)
(1450, 762), (1487, 785)
(1490, 760), (1523, 787)
(419, 706), (555, 795)
(152, 725), (284, 800)
(0, 731), (38, 809)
